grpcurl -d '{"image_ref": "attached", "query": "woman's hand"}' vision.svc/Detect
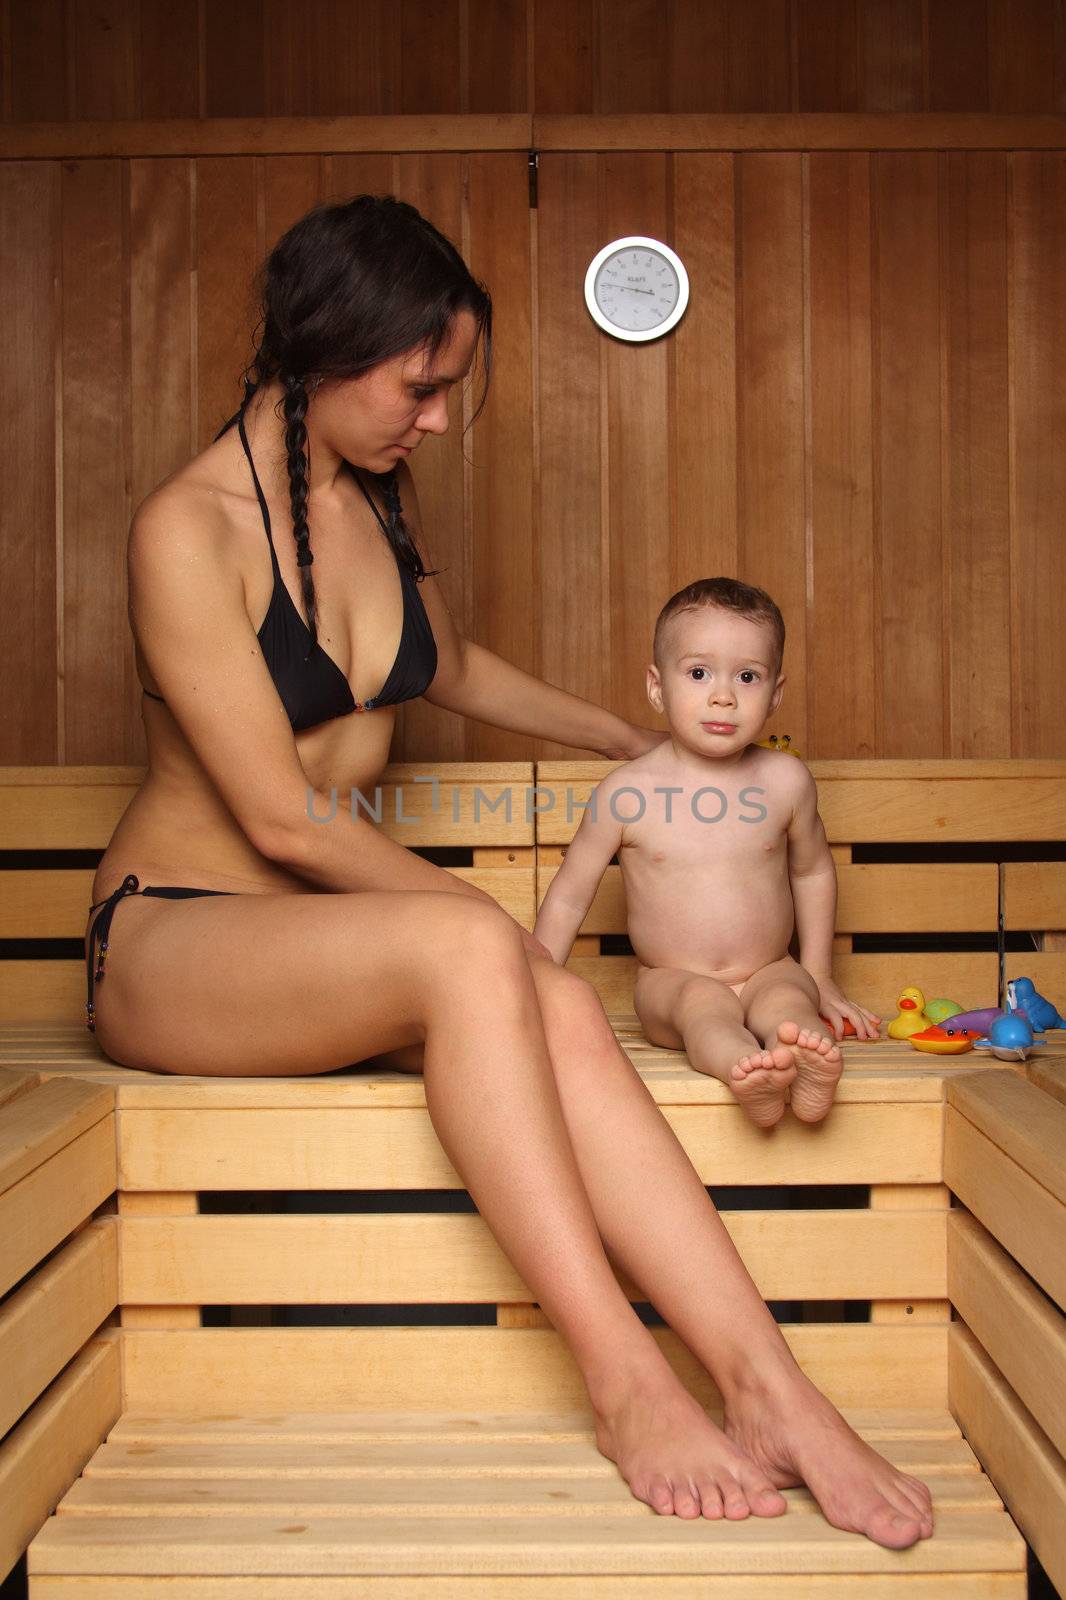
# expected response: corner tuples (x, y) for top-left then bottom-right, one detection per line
(599, 724), (669, 761)
(816, 978), (882, 1041)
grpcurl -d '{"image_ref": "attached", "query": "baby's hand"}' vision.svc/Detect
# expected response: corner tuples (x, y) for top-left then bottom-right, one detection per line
(816, 978), (882, 1041)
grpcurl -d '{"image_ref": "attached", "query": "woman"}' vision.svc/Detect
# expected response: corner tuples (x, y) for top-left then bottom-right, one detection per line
(86, 195), (932, 1547)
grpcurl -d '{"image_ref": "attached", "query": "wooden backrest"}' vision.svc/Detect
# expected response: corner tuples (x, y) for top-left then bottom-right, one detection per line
(535, 758), (1066, 1017)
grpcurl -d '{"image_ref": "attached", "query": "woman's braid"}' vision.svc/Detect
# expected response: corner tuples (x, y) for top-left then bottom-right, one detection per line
(281, 373), (318, 648)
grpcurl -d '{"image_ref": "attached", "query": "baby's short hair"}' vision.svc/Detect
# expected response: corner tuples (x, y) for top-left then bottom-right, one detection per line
(653, 578), (785, 670)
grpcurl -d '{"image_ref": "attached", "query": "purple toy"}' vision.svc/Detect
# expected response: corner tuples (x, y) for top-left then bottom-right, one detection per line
(948, 1006), (1007, 1035)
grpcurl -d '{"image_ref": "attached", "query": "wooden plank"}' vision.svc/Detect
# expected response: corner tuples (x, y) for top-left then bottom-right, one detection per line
(0, 159), (59, 764)
(1003, 861), (1066, 929)
(129, 157), (194, 514)
(943, 1108), (1066, 1311)
(118, 1324), (951, 1414)
(0, 962), (85, 1027)
(0, 1220), (118, 1439)
(0, 1076), (114, 1192)
(194, 156), (258, 448)
(71, 0), (136, 119)
(0, 1117), (116, 1299)
(940, 152), (1011, 757)
(117, 1100), (943, 1190)
(8, 0), (70, 122)
(807, 150), (876, 757)
(531, 112), (1066, 150)
(949, 1322), (1066, 1598)
(22, 1576), (1030, 1599)
(736, 151), (807, 749)
(872, 150), (943, 756)
(534, 759), (1066, 781)
(0, 867), (97, 937)
(534, 152), (606, 756)
(948, 1211), (1066, 1460)
(1004, 953), (1066, 1000)
(927, 0), (990, 112)
(264, 0), (398, 117)
(0, 778), (138, 848)
(602, 154), (672, 732)
(989, 0), (1058, 112)
(947, 1069), (1066, 1204)
(466, 0), (528, 114)
(118, 1209), (946, 1306)
(61, 157), (138, 764)
(139, 0), (200, 119)
(0, 1067), (42, 1107)
(1027, 1056), (1066, 1108)
(673, 153), (738, 591)
(1011, 153), (1066, 756)
(0, 1337), (120, 1586)
(861, 0), (924, 111)
(203, 0), (265, 117)
(796, 0), (860, 111)
(466, 153), (535, 762)
(536, 860), (998, 932)
(24, 1506), (1025, 1576)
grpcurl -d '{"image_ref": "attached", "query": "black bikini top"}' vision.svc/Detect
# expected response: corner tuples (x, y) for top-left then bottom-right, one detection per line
(144, 412), (437, 733)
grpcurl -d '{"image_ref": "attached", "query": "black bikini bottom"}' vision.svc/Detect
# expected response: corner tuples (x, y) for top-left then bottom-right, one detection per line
(85, 873), (233, 1033)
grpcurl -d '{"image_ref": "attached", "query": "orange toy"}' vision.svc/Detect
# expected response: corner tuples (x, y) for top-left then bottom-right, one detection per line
(907, 1024), (974, 1056)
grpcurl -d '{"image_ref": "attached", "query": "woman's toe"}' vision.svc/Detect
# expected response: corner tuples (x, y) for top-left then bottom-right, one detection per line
(696, 1479), (724, 1519)
(646, 1476), (674, 1515)
(673, 1481), (701, 1519)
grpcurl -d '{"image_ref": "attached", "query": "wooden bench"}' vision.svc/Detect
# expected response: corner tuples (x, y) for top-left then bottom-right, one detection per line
(1, 760), (1065, 1597)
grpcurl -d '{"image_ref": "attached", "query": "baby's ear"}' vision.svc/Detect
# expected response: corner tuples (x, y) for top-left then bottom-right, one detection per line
(646, 664), (664, 713)
(769, 672), (786, 715)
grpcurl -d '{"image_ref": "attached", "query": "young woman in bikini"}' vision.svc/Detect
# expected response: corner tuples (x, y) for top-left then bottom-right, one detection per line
(86, 194), (933, 1548)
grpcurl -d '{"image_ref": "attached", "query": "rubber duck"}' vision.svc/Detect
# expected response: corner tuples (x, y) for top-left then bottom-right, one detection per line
(1006, 976), (1065, 1032)
(756, 734), (804, 759)
(887, 987), (933, 1040)
(908, 1024), (974, 1056)
(924, 998), (963, 1025)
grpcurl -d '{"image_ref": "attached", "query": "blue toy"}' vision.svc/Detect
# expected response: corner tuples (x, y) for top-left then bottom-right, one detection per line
(1006, 976), (1066, 1032)
(975, 1013), (1046, 1062)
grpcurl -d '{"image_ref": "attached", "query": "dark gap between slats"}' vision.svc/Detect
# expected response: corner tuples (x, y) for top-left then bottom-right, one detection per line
(198, 1186), (870, 1214)
(200, 1302), (872, 1328)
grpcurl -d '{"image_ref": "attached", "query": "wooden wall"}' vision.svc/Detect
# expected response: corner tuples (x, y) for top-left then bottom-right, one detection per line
(3, 120), (1064, 765)
(4, 0), (1066, 120)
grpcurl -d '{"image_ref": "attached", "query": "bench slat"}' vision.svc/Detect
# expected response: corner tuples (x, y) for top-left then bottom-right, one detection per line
(119, 1326), (949, 1413)
(118, 1209), (947, 1306)
(0, 1116), (116, 1299)
(117, 1101), (943, 1189)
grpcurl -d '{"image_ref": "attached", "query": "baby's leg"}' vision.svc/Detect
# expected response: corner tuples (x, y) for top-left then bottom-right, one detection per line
(741, 957), (843, 1124)
(635, 965), (797, 1129)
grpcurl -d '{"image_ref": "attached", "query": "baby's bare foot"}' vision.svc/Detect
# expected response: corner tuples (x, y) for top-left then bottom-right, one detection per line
(728, 1046), (797, 1128)
(596, 1379), (789, 1521)
(776, 1021), (842, 1123)
(724, 1371), (934, 1549)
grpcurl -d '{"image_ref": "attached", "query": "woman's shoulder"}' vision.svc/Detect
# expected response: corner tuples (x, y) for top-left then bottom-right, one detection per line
(130, 435), (248, 560)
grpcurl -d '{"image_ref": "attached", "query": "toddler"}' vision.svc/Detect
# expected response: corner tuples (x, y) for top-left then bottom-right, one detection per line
(534, 578), (879, 1128)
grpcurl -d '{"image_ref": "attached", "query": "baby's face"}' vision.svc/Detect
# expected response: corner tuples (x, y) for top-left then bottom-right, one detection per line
(647, 606), (784, 760)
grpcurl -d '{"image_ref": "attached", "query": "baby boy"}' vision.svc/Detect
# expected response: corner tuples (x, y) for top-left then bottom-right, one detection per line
(534, 578), (880, 1128)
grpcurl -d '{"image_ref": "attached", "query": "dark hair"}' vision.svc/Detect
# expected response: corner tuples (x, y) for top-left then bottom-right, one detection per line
(653, 577), (785, 670)
(244, 194), (492, 647)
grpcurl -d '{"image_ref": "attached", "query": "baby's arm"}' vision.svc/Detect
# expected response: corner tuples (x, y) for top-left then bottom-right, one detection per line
(786, 763), (881, 1039)
(533, 776), (626, 964)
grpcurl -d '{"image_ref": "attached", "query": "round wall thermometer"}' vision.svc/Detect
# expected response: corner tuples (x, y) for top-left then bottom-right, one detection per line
(584, 236), (690, 342)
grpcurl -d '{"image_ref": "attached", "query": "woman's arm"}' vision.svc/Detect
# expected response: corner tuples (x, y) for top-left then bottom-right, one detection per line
(400, 465), (663, 761)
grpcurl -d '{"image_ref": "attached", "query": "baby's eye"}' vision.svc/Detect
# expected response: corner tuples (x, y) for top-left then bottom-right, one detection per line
(689, 667), (707, 681)
(738, 670), (760, 684)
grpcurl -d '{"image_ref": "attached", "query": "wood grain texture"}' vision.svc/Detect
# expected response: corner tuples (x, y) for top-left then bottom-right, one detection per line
(194, 156), (258, 447)
(138, 0), (200, 119)
(400, 0), (461, 114)
(0, 160), (59, 763)
(70, 0), (135, 120)
(8, 0), (69, 120)
(940, 152), (1010, 756)
(1010, 153), (1066, 756)
(603, 155), (672, 729)
(807, 152), (876, 757)
(129, 159), (193, 509)
(263, 0), (399, 117)
(872, 151), (943, 756)
(203, 0), (265, 118)
(534, 153), (604, 756)
(467, 0), (529, 115)
(928, 0), (991, 112)
(796, 0), (860, 112)
(673, 154), (738, 591)
(466, 153), (536, 760)
(860, 0), (925, 110)
(989, 0), (1059, 111)
(735, 152), (807, 748)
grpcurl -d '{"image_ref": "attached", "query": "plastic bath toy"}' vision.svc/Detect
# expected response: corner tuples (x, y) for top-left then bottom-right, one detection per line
(757, 734), (804, 758)
(887, 988), (933, 1040)
(1006, 976), (1065, 1031)
(908, 1024), (975, 1056)
(944, 1006), (1004, 1035)
(820, 1014), (859, 1038)
(924, 998), (964, 1025)
(975, 1013), (1046, 1062)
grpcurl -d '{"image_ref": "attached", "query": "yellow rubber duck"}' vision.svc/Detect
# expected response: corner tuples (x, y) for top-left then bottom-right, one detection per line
(756, 734), (804, 759)
(887, 986), (933, 1040)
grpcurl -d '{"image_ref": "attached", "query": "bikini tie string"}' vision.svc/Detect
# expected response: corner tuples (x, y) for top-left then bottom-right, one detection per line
(85, 874), (140, 1032)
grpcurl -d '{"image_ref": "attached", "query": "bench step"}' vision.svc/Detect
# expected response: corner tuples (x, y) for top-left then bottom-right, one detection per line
(28, 1410), (1026, 1595)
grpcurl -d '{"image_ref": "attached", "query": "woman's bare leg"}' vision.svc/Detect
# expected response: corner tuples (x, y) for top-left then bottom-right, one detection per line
(92, 888), (786, 1523)
(518, 958), (935, 1549)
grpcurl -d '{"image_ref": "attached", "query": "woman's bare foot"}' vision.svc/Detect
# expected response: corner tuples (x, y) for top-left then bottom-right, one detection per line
(728, 1046), (797, 1128)
(595, 1377), (790, 1521)
(776, 1021), (843, 1122)
(724, 1368), (935, 1549)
